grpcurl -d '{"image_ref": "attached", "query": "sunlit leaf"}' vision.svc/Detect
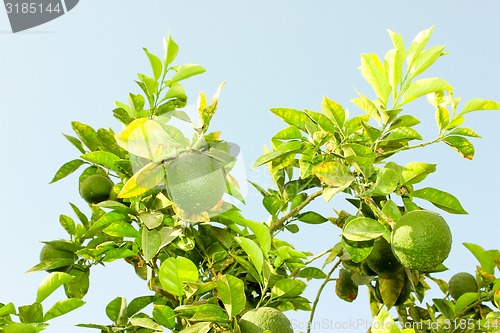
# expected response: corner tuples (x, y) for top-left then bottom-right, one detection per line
(401, 162), (436, 185)
(270, 108), (311, 131)
(143, 48), (162, 81)
(444, 135), (475, 160)
(50, 159), (86, 183)
(343, 217), (386, 241)
(235, 237), (263, 274)
(44, 298), (85, 321)
(159, 257), (199, 296)
(36, 272), (74, 303)
(171, 64), (206, 82)
(401, 78), (452, 105)
(163, 33), (179, 67)
(407, 26), (434, 67)
(360, 53), (391, 106)
(217, 275), (246, 318)
(411, 187), (468, 214)
(460, 98), (500, 115)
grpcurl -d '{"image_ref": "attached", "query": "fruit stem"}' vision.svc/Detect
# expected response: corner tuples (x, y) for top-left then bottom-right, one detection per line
(270, 190), (323, 234)
(307, 258), (342, 333)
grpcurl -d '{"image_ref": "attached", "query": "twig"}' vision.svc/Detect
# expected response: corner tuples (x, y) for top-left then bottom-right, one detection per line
(307, 259), (342, 333)
(270, 190), (323, 233)
(290, 247), (334, 278)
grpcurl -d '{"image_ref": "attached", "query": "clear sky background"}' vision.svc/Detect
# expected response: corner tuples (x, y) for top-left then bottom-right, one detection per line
(1, 1), (500, 332)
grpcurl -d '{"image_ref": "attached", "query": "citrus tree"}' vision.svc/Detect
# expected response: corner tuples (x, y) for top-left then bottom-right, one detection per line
(1, 27), (500, 333)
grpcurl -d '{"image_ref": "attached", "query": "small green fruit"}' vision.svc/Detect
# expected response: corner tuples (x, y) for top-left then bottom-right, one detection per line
(448, 272), (478, 300)
(366, 237), (403, 274)
(79, 174), (114, 204)
(239, 307), (293, 333)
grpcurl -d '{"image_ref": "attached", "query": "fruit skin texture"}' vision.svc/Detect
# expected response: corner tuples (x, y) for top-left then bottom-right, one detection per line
(79, 174), (114, 204)
(39, 244), (77, 273)
(238, 307), (293, 333)
(366, 237), (403, 274)
(448, 272), (478, 300)
(391, 210), (452, 272)
(166, 152), (226, 214)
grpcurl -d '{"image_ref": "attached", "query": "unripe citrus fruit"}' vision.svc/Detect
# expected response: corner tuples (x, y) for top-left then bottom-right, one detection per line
(166, 152), (225, 214)
(39, 244), (77, 273)
(448, 272), (478, 300)
(238, 307), (293, 333)
(366, 237), (403, 274)
(79, 174), (114, 204)
(391, 210), (452, 272)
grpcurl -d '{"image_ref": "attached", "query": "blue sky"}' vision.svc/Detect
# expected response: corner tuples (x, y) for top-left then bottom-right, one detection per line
(1, 1), (500, 332)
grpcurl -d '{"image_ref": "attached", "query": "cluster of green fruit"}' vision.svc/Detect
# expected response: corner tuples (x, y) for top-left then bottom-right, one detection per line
(361, 210), (452, 307)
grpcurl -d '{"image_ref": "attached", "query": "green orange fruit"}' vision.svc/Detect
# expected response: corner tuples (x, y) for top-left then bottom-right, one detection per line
(238, 307), (293, 333)
(366, 237), (403, 274)
(448, 272), (478, 300)
(79, 174), (114, 204)
(166, 152), (226, 213)
(391, 210), (452, 272)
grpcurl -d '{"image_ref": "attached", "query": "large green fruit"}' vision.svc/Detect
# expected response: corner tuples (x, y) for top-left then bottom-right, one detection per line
(39, 244), (77, 273)
(166, 152), (226, 213)
(366, 237), (403, 274)
(79, 174), (114, 204)
(448, 272), (478, 300)
(391, 210), (452, 272)
(239, 307), (293, 333)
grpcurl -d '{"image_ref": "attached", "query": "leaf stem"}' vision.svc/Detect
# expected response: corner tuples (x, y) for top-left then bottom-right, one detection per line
(270, 190), (323, 234)
(306, 259), (342, 333)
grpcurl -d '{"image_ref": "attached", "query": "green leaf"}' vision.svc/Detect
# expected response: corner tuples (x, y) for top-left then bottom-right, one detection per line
(387, 29), (406, 59)
(165, 82), (187, 99)
(271, 278), (307, 299)
(142, 228), (162, 262)
(270, 108), (311, 131)
(105, 296), (127, 325)
(153, 304), (175, 329)
(262, 195), (281, 215)
(360, 53), (391, 106)
(401, 78), (452, 105)
(85, 211), (129, 237)
(304, 109), (337, 134)
(36, 272), (74, 302)
(1, 323), (40, 333)
(411, 187), (468, 214)
(50, 159), (86, 183)
(272, 126), (303, 140)
(435, 106), (450, 131)
(343, 217), (386, 241)
(126, 296), (154, 317)
(98, 200), (137, 215)
(18, 302), (43, 324)
(385, 50), (403, 95)
(448, 128), (481, 138)
(407, 26), (434, 67)
(460, 98), (500, 115)
(129, 317), (164, 332)
(382, 127), (422, 142)
(103, 222), (139, 238)
(159, 257), (199, 296)
(63, 133), (86, 154)
(171, 64), (206, 82)
(444, 135), (475, 160)
(367, 167), (401, 196)
(179, 322), (212, 333)
(296, 211), (328, 224)
(321, 97), (346, 128)
(409, 45), (446, 79)
(44, 298), (85, 321)
(371, 307), (401, 333)
(59, 214), (75, 236)
(0, 302), (16, 317)
(115, 118), (179, 161)
(351, 91), (380, 121)
(118, 161), (165, 198)
(72, 122), (99, 152)
(389, 115), (420, 130)
(143, 48), (162, 81)
(163, 33), (179, 67)
(253, 148), (301, 169)
(80, 151), (121, 173)
(217, 275), (246, 318)
(312, 161), (354, 188)
(401, 162), (436, 185)
(234, 237), (264, 274)
(64, 267), (90, 299)
(378, 272), (405, 309)
(297, 267), (327, 280)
